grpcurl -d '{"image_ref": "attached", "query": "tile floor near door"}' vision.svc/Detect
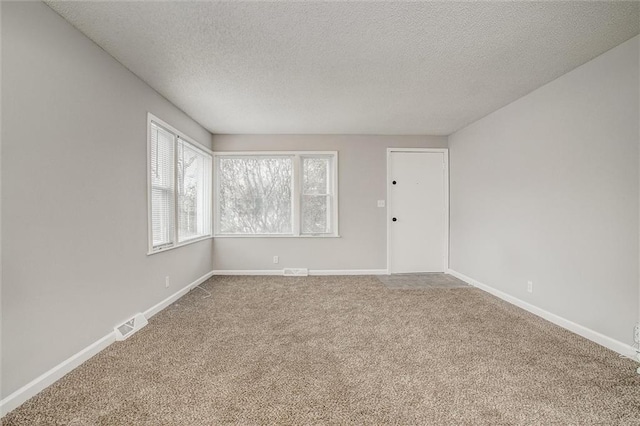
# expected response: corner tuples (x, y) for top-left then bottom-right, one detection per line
(377, 272), (470, 289)
(4, 275), (640, 425)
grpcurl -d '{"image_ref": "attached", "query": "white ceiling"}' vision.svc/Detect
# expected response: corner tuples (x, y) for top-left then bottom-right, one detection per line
(46, 1), (639, 136)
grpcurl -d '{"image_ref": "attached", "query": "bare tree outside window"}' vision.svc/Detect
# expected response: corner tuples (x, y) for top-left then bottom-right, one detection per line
(302, 157), (331, 234)
(219, 157), (293, 234)
(148, 115), (213, 253)
(215, 152), (337, 236)
(177, 140), (211, 241)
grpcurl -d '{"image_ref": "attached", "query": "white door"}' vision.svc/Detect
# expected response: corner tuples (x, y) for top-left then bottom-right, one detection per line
(388, 151), (447, 273)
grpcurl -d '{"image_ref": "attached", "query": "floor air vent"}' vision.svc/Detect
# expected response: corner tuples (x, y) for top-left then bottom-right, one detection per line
(114, 313), (148, 341)
(283, 268), (309, 277)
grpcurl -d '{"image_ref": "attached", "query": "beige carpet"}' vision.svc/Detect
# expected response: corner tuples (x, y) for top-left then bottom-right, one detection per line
(4, 275), (640, 425)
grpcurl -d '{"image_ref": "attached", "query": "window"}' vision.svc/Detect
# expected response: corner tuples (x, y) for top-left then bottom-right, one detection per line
(150, 122), (175, 249)
(214, 152), (338, 237)
(148, 114), (212, 253)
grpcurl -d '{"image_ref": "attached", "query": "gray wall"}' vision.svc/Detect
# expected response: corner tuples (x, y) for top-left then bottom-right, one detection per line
(1, 2), (213, 398)
(212, 135), (447, 271)
(449, 36), (639, 344)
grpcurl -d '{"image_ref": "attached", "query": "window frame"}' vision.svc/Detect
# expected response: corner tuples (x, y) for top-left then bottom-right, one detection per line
(147, 113), (213, 255)
(149, 123), (175, 251)
(213, 151), (339, 238)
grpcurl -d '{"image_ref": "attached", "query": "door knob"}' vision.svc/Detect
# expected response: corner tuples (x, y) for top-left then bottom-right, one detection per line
(392, 180), (397, 185)
(392, 217), (397, 222)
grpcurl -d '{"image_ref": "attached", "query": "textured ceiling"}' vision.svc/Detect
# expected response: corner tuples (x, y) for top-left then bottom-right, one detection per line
(45, 1), (639, 135)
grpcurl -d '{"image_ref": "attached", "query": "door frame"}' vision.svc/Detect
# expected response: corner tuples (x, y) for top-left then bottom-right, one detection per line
(386, 148), (449, 274)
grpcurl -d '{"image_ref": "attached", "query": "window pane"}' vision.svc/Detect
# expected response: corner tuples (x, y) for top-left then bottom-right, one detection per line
(151, 188), (173, 246)
(303, 157), (329, 194)
(150, 123), (175, 249)
(151, 125), (174, 189)
(219, 157), (293, 234)
(302, 156), (333, 234)
(302, 195), (330, 234)
(177, 139), (212, 242)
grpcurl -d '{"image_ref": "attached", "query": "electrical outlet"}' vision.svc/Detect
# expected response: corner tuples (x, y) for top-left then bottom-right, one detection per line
(527, 281), (533, 293)
(377, 200), (385, 208)
(165, 276), (170, 288)
(634, 324), (640, 344)
(273, 256), (279, 264)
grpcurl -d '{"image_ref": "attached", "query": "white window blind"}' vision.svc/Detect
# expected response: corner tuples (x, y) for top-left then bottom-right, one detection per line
(148, 115), (213, 254)
(150, 122), (175, 249)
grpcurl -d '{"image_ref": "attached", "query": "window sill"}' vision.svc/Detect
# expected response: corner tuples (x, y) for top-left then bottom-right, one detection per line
(147, 235), (213, 256)
(213, 234), (341, 239)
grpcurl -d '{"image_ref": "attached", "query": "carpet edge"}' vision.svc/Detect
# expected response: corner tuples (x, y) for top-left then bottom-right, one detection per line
(0, 269), (216, 418)
(447, 269), (637, 359)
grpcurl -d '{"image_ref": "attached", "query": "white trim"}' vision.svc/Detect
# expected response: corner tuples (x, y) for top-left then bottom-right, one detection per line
(211, 270), (285, 276)
(146, 114), (154, 257)
(309, 269), (388, 276)
(447, 269), (638, 358)
(0, 269), (215, 417)
(213, 151), (334, 156)
(145, 235), (212, 256)
(212, 151), (339, 238)
(292, 153), (301, 236)
(332, 153), (340, 237)
(0, 333), (115, 417)
(149, 113), (212, 156)
(147, 112), (213, 255)
(213, 234), (340, 239)
(386, 148), (449, 274)
(211, 269), (388, 276)
(144, 270), (215, 319)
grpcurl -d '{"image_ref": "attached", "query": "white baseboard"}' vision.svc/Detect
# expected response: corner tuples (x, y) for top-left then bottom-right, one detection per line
(211, 270), (283, 276)
(212, 269), (388, 276)
(310, 269), (388, 276)
(15, 267), (629, 417)
(0, 269), (215, 417)
(447, 269), (637, 359)
(0, 333), (115, 417)
(144, 270), (215, 318)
